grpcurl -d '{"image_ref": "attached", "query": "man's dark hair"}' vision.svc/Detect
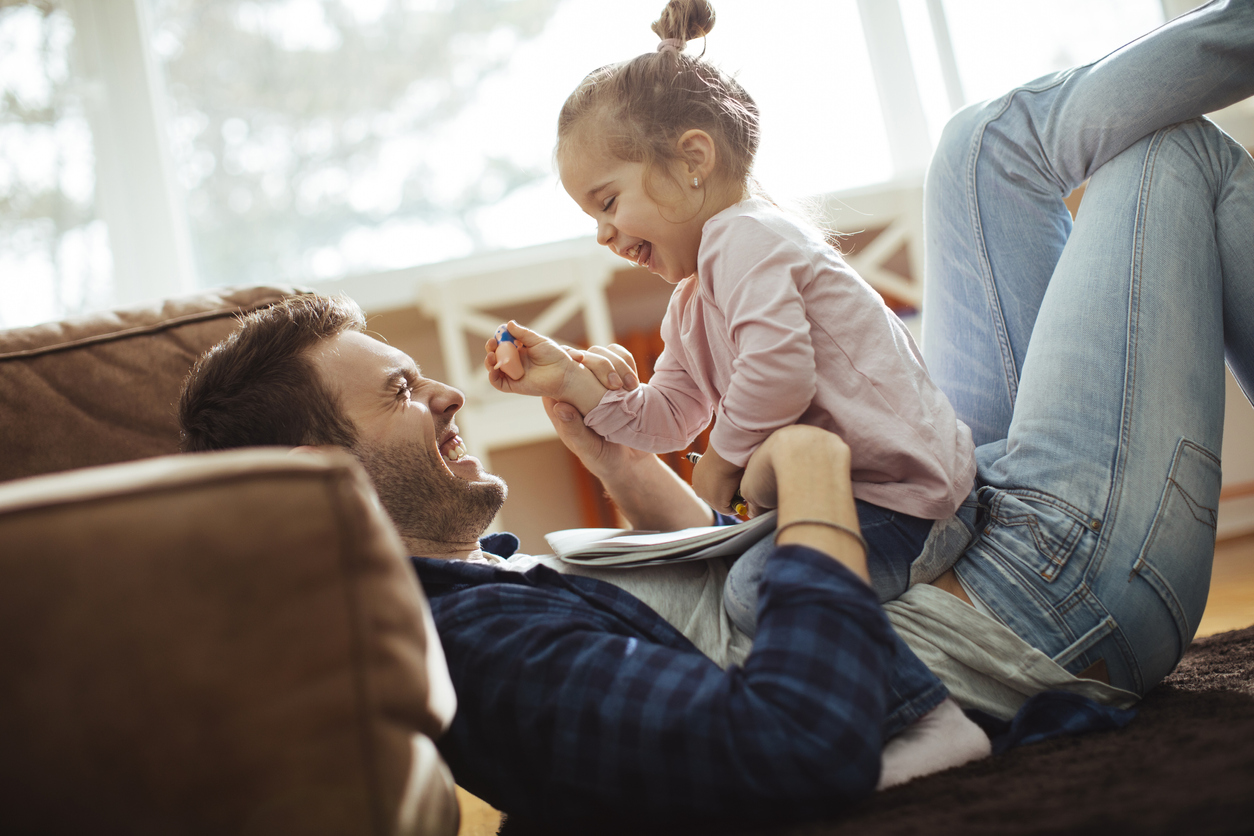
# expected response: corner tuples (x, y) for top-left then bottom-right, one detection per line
(178, 293), (367, 452)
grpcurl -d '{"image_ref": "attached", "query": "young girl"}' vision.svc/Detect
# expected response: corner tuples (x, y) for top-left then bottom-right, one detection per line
(490, 0), (976, 603)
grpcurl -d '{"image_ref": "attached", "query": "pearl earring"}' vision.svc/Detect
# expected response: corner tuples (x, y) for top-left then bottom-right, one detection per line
(692, 177), (700, 188)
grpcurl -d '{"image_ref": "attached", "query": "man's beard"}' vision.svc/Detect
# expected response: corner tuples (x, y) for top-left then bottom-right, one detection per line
(353, 436), (506, 546)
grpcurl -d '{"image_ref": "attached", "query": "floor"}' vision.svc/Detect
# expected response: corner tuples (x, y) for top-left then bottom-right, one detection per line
(452, 531), (1254, 836)
(456, 787), (502, 836)
(1196, 530), (1254, 638)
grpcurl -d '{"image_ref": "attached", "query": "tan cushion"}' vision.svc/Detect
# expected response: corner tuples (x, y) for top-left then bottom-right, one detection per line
(0, 286), (309, 482)
(0, 449), (459, 835)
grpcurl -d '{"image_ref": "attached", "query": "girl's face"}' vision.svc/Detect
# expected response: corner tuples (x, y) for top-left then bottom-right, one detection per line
(559, 137), (713, 285)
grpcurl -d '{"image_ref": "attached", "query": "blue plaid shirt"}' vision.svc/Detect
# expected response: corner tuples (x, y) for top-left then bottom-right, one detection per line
(412, 541), (896, 828)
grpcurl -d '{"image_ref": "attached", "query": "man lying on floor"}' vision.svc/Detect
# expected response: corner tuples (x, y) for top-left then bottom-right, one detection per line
(177, 295), (1136, 831)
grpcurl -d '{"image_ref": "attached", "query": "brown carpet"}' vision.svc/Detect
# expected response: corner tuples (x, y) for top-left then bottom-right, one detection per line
(500, 625), (1254, 836)
(785, 624), (1254, 836)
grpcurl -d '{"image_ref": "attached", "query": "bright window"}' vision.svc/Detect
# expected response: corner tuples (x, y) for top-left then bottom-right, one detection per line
(939, 0), (1165, 105)
(0, 3), (112, 329)
(147, 0), (888, 287)
(1, 0), (1177, 327)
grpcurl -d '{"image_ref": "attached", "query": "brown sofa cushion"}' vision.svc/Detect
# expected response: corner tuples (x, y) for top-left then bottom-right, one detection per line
(0, 286), (309, 482)
(0, 448), (458, 835)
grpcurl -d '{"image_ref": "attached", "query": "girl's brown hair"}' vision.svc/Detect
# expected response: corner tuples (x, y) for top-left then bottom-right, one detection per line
(557, 0), (760, 197)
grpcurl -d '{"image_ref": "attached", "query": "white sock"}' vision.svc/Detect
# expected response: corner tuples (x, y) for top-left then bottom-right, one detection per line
(877, 697), (992, 790)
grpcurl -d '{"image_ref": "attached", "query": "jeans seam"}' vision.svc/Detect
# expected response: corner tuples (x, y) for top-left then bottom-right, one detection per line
(1128, 437), (1221, 652)
(989, 488), (1092, 523)
(1076, 587), (1145, 694)
(1055, 583), (1090, 618)
(964, 70), (1087, 420)
(958, 539), (1081, 649)
(986, 515), (1075, 579)
(983, 490), (1091, 579)
(1086, 128), (1167, 588)
(1052, 615), (1117, 669)
(1130, 557), (1189, 641)
(967, 100), (1021, 411)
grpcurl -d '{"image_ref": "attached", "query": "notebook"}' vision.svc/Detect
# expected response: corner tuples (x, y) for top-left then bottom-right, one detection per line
(545, 510), (777, 567)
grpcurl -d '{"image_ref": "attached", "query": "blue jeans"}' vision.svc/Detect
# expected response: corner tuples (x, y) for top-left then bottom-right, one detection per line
(922, 0), (1254, 696)
(725, 500), (940, 738)
(725, 499), (932, 628)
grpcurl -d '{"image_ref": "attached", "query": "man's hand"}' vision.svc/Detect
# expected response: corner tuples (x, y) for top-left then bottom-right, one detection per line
(541, 396), (713, 531)
(542, 396), (647, 480)
(691, 445), (746, 516)
(484, 321), (607, 415)
(739, 425), (868, 581)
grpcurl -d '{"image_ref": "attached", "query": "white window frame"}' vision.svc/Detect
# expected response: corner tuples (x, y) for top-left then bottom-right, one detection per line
(65, 0), (1212, 314)
(65, 0), (196, 307)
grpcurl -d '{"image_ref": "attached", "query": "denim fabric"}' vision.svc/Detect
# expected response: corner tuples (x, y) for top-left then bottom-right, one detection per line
(724, 499), (933, 631)
(723, 500), (940, 736)
(921, 0), (1254, 695)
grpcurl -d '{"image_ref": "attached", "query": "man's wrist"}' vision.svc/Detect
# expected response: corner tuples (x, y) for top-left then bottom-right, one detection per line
(773, 431), (848, 506)
(585, 436), (651, 483)
(770, 428), (866, 580)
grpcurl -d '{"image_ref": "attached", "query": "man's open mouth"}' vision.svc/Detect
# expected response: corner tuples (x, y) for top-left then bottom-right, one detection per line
(441, 433), (467, 462)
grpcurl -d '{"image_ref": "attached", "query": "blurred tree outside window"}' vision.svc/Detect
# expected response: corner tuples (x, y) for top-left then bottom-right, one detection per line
(0, 0), (111, 329)
(149, 0), (564, 288)
(145, 0), (888, 291)
(0, 0), (1184, 329)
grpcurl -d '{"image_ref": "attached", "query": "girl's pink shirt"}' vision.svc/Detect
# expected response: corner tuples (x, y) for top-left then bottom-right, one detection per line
(584, 198), (976, 519)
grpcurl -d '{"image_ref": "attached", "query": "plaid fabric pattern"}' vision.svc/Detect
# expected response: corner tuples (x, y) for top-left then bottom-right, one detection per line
(413, 545), (896, 827)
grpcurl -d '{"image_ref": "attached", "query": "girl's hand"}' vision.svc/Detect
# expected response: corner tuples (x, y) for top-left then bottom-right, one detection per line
(484, 321), (607, 414)
(484, 320), (556, 395)
(692, 445), (746, 516)
(564, 343), (640, 392)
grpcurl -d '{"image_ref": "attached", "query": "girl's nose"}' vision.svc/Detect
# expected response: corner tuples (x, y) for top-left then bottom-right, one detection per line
(596, 219), (614, 249)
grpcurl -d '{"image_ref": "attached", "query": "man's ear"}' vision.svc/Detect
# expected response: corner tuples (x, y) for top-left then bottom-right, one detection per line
(675, 129), (717, 182)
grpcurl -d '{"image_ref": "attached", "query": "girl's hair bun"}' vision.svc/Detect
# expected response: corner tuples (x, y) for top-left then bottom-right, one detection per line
(557, 0), (758, 196)
(651, 0), (716, 45)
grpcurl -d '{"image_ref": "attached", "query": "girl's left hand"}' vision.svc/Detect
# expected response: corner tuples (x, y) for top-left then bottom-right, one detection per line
(691, 446), (746, 516)
(565, 343), (640, 392)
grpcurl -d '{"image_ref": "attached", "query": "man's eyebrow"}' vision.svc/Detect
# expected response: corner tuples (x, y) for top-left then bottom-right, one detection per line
(383, 361), (421, 385)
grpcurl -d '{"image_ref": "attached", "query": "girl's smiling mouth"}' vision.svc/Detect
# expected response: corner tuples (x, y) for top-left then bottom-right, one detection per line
(622, 241), (652, 267)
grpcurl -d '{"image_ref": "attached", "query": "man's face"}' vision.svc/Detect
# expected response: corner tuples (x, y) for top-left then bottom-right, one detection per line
(309, 330), (506, 545)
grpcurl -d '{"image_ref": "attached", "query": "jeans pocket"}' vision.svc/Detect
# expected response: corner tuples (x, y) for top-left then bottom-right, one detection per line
(1131, 438), (1220, 648)
(980, 488), (1092, 582)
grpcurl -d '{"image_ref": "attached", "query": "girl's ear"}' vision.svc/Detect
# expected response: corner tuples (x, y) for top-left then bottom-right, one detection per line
(676, 129), (717, 181)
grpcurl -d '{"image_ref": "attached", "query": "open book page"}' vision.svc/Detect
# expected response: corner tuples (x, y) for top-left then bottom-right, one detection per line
(546, 510), (778, 567)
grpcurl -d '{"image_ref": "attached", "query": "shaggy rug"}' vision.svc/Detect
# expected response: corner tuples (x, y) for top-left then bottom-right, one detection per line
(499, 624), (1254, 836)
